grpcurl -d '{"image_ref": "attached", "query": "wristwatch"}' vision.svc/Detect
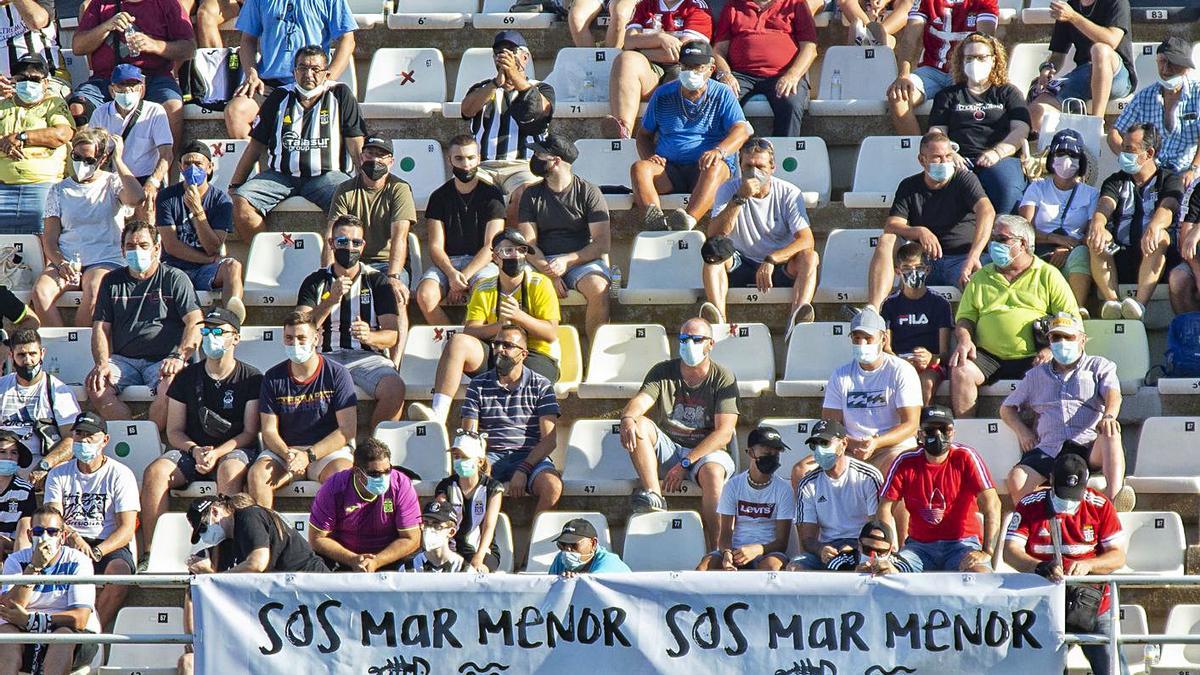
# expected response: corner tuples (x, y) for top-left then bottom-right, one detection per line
(679, 457), (692, 470)
(91, 545), (104, 560)
(37, 459), (51, 472)
(16, 131), (27, 143)
(305, 448), (318, 463)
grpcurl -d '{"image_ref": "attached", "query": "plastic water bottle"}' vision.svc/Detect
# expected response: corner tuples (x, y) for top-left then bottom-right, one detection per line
(609, 264), (622, 299)
(1144, 644), (1161, 667)
(830, 69), (843, 100)
(46, 355), (59, 377)
(581, 76), (596, 102)
(71, 253), (82, 285)
(124, 24), (140, 58)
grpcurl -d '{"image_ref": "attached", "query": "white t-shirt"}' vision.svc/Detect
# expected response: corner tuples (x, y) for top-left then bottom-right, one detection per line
(0, 373), (81, 461)
(711, 176), (810, 263)
(716, 470), (796, 550)
(796, 457), (884, 541)
(0, 545), (101, 632)
(45, 458), (140, 540)
(822, 354), (922, 451)
(44, 173), (129, 267)
(1019, 178), (1100, 240)
(89, 100), (173, 178)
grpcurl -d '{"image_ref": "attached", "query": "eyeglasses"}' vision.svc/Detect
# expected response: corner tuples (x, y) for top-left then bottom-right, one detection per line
(294, 64), (326, 74)
(361, 467), (391, 478)
(807, 439), (831, 450)
(334, 236), (365, 248)
(991, 234), (1021, 245)
(962, 54), (993, 63)
(493, 340), (525, 353)
(70, 154), (99, 165)
(200, 326), (235, 337)
(495, 247), (527, 258)
(31, 526), (62, 537)
(678, 334), (710, 344)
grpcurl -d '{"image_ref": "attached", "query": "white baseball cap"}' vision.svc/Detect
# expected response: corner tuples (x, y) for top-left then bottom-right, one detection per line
(451, 431), (487, 460)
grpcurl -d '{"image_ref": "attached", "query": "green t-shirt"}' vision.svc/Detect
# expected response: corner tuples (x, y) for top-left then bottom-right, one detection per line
(328, 174), (417, 264)
(638, 359), (740, 449)
(956, 257), (1079, 360)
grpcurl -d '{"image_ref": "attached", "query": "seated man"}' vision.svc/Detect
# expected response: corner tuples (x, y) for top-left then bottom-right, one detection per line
(1001, 313), (1132, 508)
(1108, 39), (1199, 183)
(822, 308), (922, 472)
(297, 214), (406, 427)
(712, 0), (817, 137)
(604, 0), (712, 139)
(229, 46), (366, 241)
(158, 140), (244, 319)
(548, 517), (631, 576)
(415, 135), (505, 326)
(409, 230), (561, 424)
(702, 137), (819, 326)
(87, 64), (172, 218)
(86, 220), (203, 429)
(881, 243), (954, 404)
(0, 329), (79, 483)
(0, 505), (101, 675)
(407, 500), (467, 573)
(697, 426), (794, 571)
(308, 437), (421, 572)
(866, 130), (995, 310)
(633, 41), (752, 232)
(1088, 123), (1183, 321)
(1028, 0), (1135, 131)
(459, 324), (562, 514)
(517, 134), (612, 341)
(247, 310), (356, 509)
(44, 411), (139, 628)
(878, 405), (1000, 572)
(618, 317), (737, 550)
(950, 214), (1079, 417)
(788, 419), (884, 570)
(823, 519), (916, 574)
(139, 308), (261, 563)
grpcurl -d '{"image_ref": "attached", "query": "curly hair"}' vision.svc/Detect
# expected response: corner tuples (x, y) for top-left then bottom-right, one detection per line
(949, 33), (1009, 88)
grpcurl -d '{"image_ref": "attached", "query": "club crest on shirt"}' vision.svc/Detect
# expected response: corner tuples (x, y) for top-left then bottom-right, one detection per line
(383, 499), (393, 514)
(1082, 525), (1095, 542)
(319, 109), (330, 125)
(222, 390), (235, 409)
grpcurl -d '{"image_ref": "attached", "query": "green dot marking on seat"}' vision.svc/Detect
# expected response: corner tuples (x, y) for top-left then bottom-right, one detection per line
(782, 157), (798, 172)
(399, 157), (415, 171)
(115, 441), (130, 458)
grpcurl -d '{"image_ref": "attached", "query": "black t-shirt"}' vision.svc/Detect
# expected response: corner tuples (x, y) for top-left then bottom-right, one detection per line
(518, 176), (609, 256)
(889, 171), (988, 255)
(434, 474), (505, 559)
(93, 264), (202, 361)
(0, 286), (27, 324)
(0, 475), (35, 537)
(1099, 169), (1184, 246)
(881, 290), (955, 354)
(166, 359), (263, 447)
(231, 505), (328, 572)
(1049, 0), (1136, 91)
(1188, 185), (1200, 225)
(929, 84), (1031, 160)
(425, 179), (506, 257)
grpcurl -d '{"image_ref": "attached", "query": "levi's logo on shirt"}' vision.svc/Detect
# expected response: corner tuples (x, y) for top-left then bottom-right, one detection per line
(737, 501), (775, 519)
(846, 390), (887, 408)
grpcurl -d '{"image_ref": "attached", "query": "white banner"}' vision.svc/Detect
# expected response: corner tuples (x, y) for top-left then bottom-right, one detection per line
(192, 572), (1065, 674)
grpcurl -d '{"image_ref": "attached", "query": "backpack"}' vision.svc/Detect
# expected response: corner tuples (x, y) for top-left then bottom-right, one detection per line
(179, 47), (244, 112)
(1165, 312), (1200, 377)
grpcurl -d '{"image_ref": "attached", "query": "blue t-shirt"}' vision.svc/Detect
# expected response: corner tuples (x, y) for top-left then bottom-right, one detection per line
(235, 0), (357, 83)
(641, 79), (746, 165)
(156, 183), (234, 271)
(881, 290), (955, 355)
(547, 547), (631, 574)
(260, 355), (357, 447)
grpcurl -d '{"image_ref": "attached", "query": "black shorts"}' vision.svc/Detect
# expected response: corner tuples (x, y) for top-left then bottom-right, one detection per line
(974, 348), (1036, 385)
(727, 251), (794, 288)
(664, 161), (701, 194)
(20, 629), (98, 672)
(1017, 441), (1093, 478)
(472, 341), (561, 383)
(1112, 239), (1182, 284)
(83, 537), (135, 574)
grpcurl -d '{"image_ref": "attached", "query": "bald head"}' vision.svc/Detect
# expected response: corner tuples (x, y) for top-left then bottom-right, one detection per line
(680, 318), (713, 339)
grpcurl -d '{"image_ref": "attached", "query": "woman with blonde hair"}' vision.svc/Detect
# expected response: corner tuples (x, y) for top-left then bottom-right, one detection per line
(929, 32), (1031, 216)
(433, 429), (505, 573)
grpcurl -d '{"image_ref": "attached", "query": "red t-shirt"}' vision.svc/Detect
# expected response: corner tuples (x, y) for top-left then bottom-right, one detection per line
(910, 0), (999, 72)
(77, 0), (195, 78)
(714, 0), (817, 78)
(1008, 488), (1124, 613)
(881, 442), (995, 543)
(629, 0), (714, 45)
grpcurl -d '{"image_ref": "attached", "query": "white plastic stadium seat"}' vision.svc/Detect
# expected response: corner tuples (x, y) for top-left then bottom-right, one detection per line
(390, 139), (447, 210)
(331, 51), (358, 93)
(1127, 417), (1200, 494)
(525, 511), (610, 573)
(618, 231), (705, 304)
(243, 232), (322, 306)
(398, 325), (468, 400)
(1065, 604), (1148, 674)
(1153, 604), (1200, 672)
(1021, 0), (1053, 23)
(104, 421), (163, 482)
(99, 606), (185, 675)
(710, 322), (774, 397)
(362, 49), (447, 117)
(544, 48), (622, 118)
(1081, 320), (1148, 395)
(230, 325), (283, 373)
(765, 136), (830, 207)
(1118, 511), (1185, 575)
(843, 136), (922, 208)
(197, 139), (252, 193)
(146, 513), (192, 573)
(995, 0), (1021, 22)
(756, 417), (820, 479)
(442, 47), (533, 118)
(494, 512), (515, 573)
(562, 419), (639, 495)
(61, 49), (91, 89)
(374, 420), (451, 493)
(346, 0), (386, 28)
(810, 46), (897, 116)
(775, 323), (851, 397)
(573, 138), (638, 210)
(474, 0), (557, 29)
(622, 511), (705, 572)
(39, 327), (94, 398)
(386, 0), (472, 28)
(950, 419), (1020, 495)
(814, 228), (881, 303)
(577, 324), (669, 399)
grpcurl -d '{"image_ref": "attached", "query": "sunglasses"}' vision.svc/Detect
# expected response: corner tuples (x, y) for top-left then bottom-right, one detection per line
(14, 75), (45, 83)
(200, 326), (235, 336)
(31, 526), (62, 537)
(71, 154), (99, 165)
(556, 541), (584, 552)
(678, 334), (710, 344)
(334, 236), (366, 248)
(361, 467), (390, 478)
(862, 545), (891, 556)
(745, 138), (774, 151)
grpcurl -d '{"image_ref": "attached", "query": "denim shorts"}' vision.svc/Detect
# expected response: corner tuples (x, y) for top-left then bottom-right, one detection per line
(650, 421), (736, 481)
(910, 66), (955, 101)
(161, 447), (258, 483)
(789, 537), (859, 570)
(180, 259), (229, 291)
(488, 449), (556, 483)
(0, 182), (50, 234)
(1055, 62), (1133, 103)
(108, 354), (164, 392)
(897, 536), (989, 572)
(549, 255), (611, 290)
(366, 262), (410, 288)
(418, 254), (497, 291)
(234, 169), (349, 214)
(727, 250), (794, 288)
(322, 349), (399, 395)
(71, 74), (183, 110)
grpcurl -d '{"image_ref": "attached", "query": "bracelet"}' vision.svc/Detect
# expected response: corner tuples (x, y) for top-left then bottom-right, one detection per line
(516, 461), (534, 475)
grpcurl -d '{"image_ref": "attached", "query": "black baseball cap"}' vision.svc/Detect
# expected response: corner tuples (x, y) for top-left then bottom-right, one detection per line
(1052, 453), (1089, 501)
(679, 41), (713, 67)
(492, 228), (530, 250)
(363, 136), (393, 155)
(73, 411), (107, 436)
(187, 498), (216, 544)
(529, 133), (579, 164)
(804, 418), (846, 444)
(920, 405), (954, 428)
(748, 425), (790, 451)
(180, 139), (213, 161)
(202, 307), (241, 331)
(421, 500), (458, 526)
(493, 30), (527, 50)
(13, 53), (48, 75)
(1158, 37), (1195, 69)
(0, 429), (31, 468)
(554, 518), (598, 544)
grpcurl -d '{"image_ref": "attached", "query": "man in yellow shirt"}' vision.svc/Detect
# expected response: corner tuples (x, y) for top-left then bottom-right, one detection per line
(409, 229), (561, 424)
(0, 54), (74, 234)
(949, 214), (1079, 418)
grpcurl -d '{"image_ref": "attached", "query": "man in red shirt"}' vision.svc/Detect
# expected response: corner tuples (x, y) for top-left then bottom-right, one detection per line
(877, 405), (1000, 572)
(711, 0), (818, 137)
(884, 0), (998, 135)
(602, 0), (713, 139)
(1004, 453), (1127, 675)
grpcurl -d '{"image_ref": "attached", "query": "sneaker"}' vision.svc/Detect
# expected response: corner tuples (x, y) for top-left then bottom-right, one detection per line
(1120, 297), (1144, 320)
(698, 301), (724, 325)
(601, 115), (631, 140)
(630, 488), (667, 513)
(1078, 307), (1090, 320)
(1099, 300), (1122, 319)
(136, 553), (150, 574)
(1112, 484), (1137, 512)
(226, 296), (246, 325)
(407, 402), (436, 421)
(784, 303), (815, 342)
(643, 204), (668, 231)
(665, 208), (696, 231)
(840, 304), (863, 321)
(865, 20), (887, 45)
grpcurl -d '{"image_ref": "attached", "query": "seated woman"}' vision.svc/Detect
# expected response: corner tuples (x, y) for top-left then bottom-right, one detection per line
(433, 430), (505, 573)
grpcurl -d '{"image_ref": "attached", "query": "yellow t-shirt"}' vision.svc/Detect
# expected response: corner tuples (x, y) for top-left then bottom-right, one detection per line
(0, 97), (74, 185)
(956, 257), (1080, 360)
(465, 271), (561, 360)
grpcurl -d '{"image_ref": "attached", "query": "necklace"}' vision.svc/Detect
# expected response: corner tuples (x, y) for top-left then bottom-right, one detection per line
(747, 474), (771, 489)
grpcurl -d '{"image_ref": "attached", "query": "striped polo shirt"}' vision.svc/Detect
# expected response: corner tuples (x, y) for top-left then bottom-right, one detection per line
(460, 367), (559, 454)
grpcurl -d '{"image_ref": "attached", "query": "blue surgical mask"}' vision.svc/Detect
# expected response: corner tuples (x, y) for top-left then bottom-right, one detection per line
(679, 341), (707, 367)
(851, 342), (879, 365)
(182, 164), (207, 187)
(811, 445), (838, 471)
(126, 248), (153, 274)
(454, 458), (477, 478)
(364, 472), (388, 497)
(114, 90), (140, 111)
(1050, 339), (1080, 365)
(285, 342), (314, 365)
(678, 69), (707, 91)
(1118, 151), (1143, 174)
(0, 459), (18, 476)
(14, 80), (42, 104)
(927, 161), (955, 182)
(199, 522), (227, 547)
(202, 333), (227, 359)
(562, 550), (593, 570)
(72, 440), (101, 463)
(988, 240), (1014, 268)
(1050, 494), (1081, 515)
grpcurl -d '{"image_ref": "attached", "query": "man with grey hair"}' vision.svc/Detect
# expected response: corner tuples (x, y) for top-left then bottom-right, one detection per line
(617, 317), (738, 550)
(948, 214), (1080, 418)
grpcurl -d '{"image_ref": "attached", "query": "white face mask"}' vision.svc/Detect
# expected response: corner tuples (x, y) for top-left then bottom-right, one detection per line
(678, 69), (707, 91)
(1160, 74), (1185, 91)
(199, 522), (227, 547)
(422, 526), (451, 552)
(1052, 156), (1079, 179)
(294, 82), (325, 100)
(963, 58), (993, 85)
(852, 342), (880, 365)
(1050, 494), (1081, 515)
(73, 160), (98, 182)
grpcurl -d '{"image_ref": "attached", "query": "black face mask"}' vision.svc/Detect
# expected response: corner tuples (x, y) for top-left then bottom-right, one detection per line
(495, 354), (518, 376)
(923, 430), (950, 456)
(452, 166), (478, 183)
(500, 257), (523, 278)
(361, 160), (388, 181)
(529, 156), (553, 177)
(754, 453), (781, 475)
(334, 248), (361, 269)
(14, 361), (40, 381)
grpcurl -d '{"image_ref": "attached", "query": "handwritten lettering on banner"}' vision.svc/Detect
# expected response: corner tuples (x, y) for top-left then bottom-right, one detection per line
(192, 572), (1065, 674)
